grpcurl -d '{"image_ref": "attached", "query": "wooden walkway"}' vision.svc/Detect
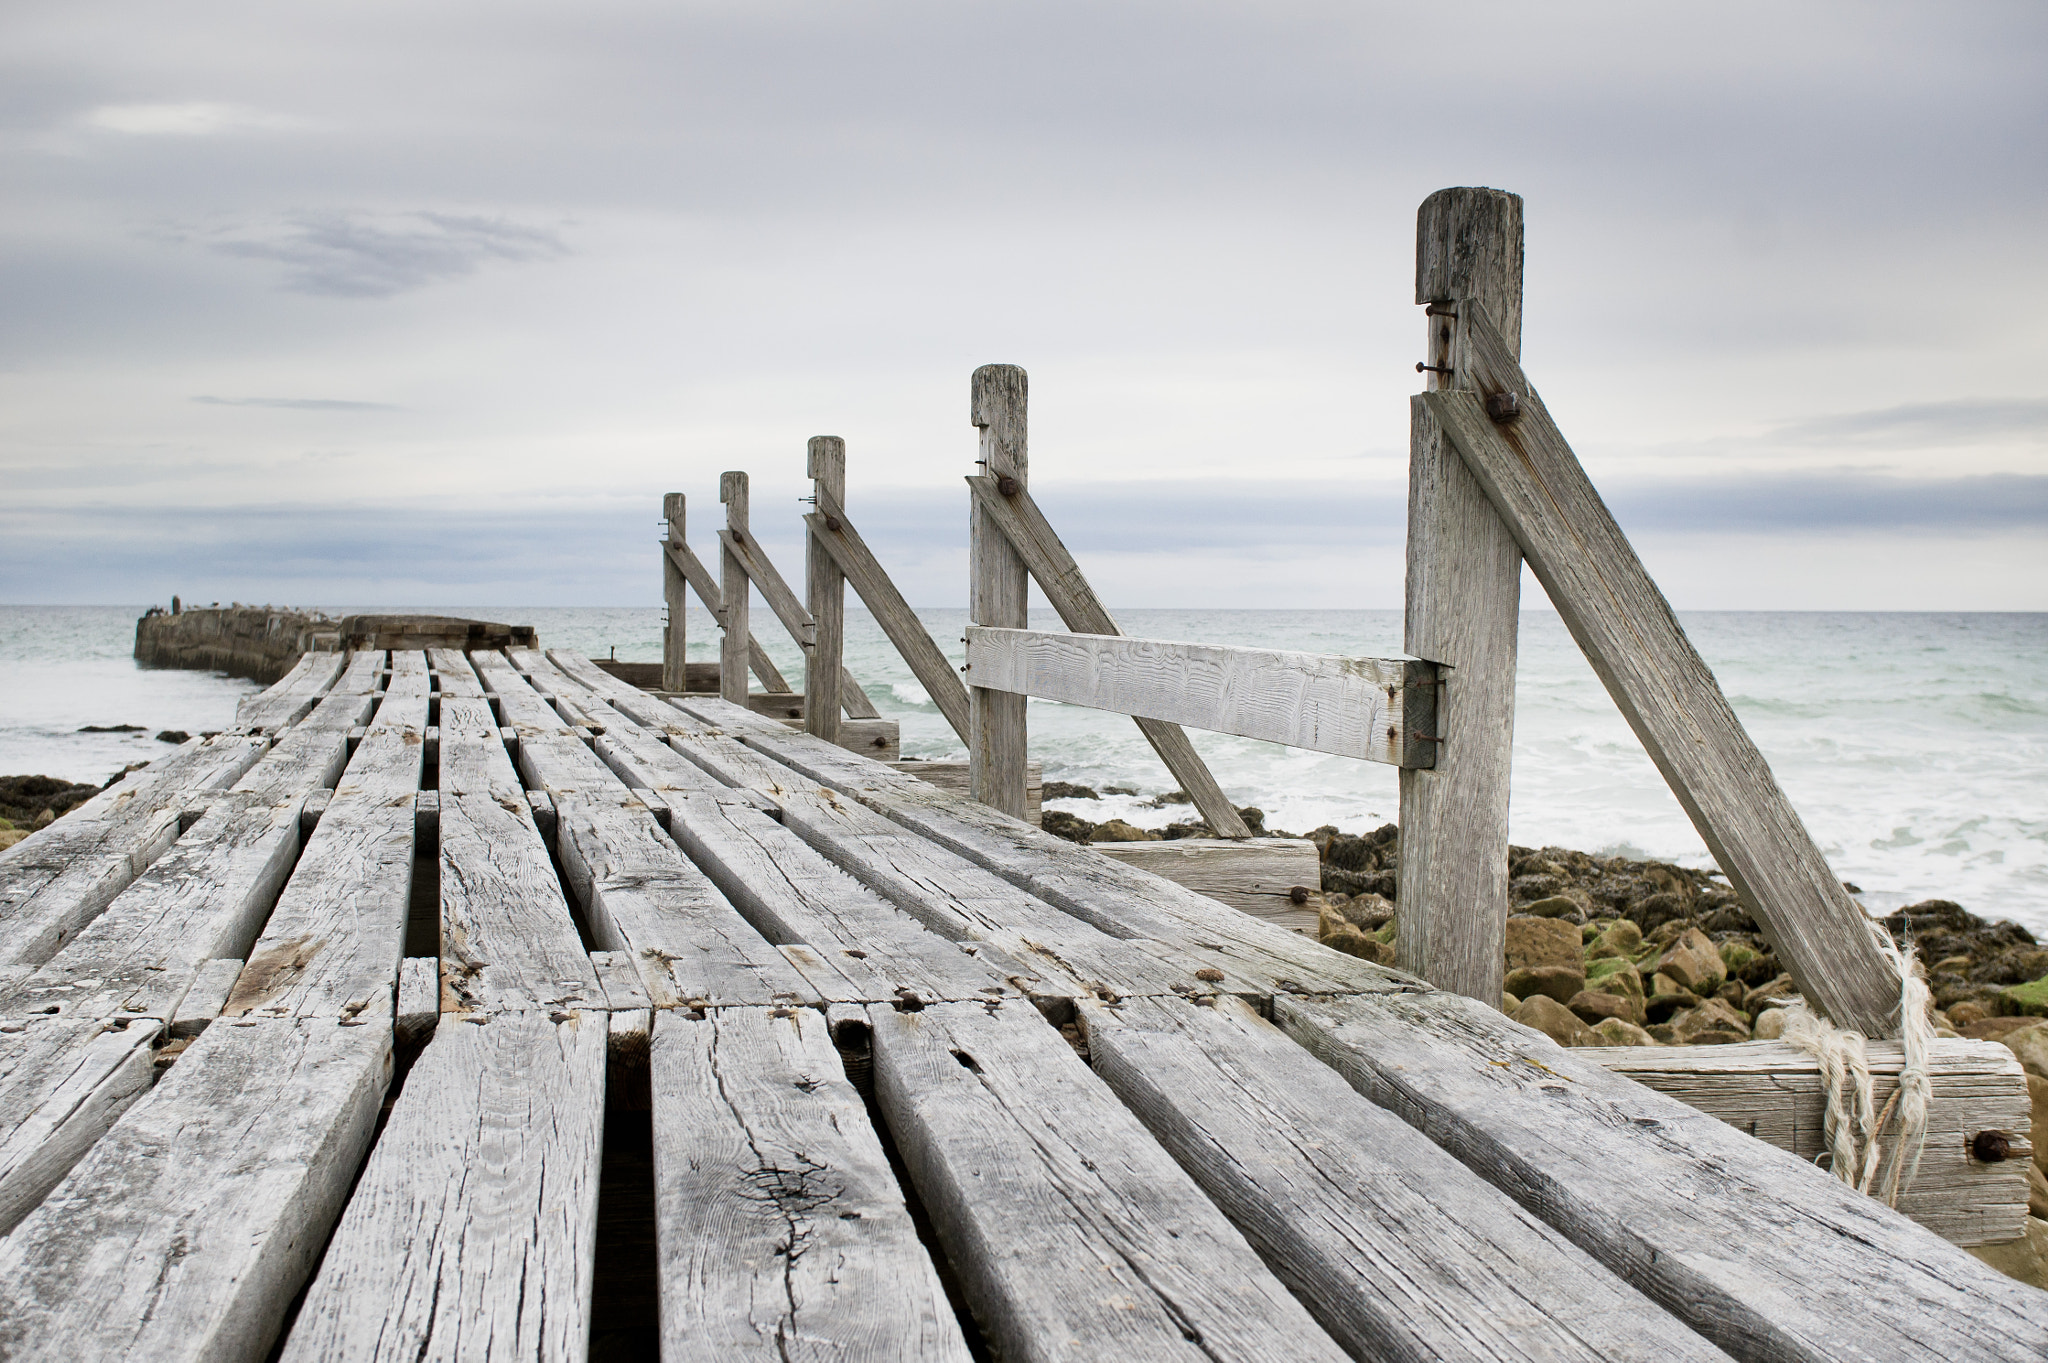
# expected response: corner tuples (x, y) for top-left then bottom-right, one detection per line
(1, 647), (2044, 1361)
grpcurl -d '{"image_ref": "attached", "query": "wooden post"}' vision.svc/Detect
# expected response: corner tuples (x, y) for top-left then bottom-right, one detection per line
(806, 437), (848, 745)
(719, 472), (751, 707)
(1397, 187), (1524, 1005)
(968, 365), (1029, 819)
(661, 493), (687, 693)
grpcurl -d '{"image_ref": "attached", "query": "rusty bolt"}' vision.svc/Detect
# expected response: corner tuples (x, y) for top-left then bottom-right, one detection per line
(824, 514), (842, 532)
(1486, 391), (1521, 423)
(996, 474), (1019, 497)
(1972, 1130), (2012, 1162)
(1415, 362), (1453, 376)
(1289, 885), (1311, 905)
(731, 530), (745, 545)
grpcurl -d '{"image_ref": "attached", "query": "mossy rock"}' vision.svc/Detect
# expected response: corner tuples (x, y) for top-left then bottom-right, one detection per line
(2001, 976), (2048, 1017)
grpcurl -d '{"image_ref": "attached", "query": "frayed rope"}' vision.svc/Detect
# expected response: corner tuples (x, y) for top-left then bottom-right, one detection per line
(1775, 930), (1934, 1207)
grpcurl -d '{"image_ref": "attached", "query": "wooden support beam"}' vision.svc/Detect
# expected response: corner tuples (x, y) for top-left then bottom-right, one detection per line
(965, 475), (1254, 838)
(806, 436), (847, 744)
(807, 487), (972, 744)
(1087, 837), (1322, 927)
(719, 472), (752, 707)
(662, 492), (688, 693)
(963, 625), (1436, 766)
(1399, 185), (1524, 1008)
(716, 498), (878, 720)
(664, 533), (793, 694)
(967, 365), (1031, 820)
(1421, 308), (1900, 1034)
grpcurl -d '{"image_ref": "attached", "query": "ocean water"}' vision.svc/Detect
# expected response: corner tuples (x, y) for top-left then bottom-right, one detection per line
(5, 604), (2044, 934)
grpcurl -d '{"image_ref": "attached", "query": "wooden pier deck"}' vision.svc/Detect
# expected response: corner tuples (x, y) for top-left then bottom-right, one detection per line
(0, 646), (2043, 1361)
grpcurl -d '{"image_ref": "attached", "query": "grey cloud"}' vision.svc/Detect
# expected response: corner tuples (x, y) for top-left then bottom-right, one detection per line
(209, 211), (570, 298)
(1771, 400), (2048, 449)
(192, 396), (400, 411)
(1603, 472), (2048, 532)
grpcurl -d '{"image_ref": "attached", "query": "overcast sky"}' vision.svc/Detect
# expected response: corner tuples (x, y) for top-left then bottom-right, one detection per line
(3, 0), (2043, 611)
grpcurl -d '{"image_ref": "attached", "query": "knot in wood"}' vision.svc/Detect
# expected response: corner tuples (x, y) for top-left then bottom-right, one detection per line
(996, 474), (1019, 497)
(1486, 391), (1522, 423)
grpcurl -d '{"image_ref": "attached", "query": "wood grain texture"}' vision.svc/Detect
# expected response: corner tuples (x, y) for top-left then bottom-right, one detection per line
(891, 760), (1040, 824)
(1424, 310), (1900, 1034)
(278, 1011), (605, 1363)
(964, 625), (1431, 766)
(652, 1007), (970, 1361)
(664, 491), (689, 692)
(439, 792), (602, 1016)
(805, 436), (846, 743)
(1399, 187), (1523, 1007)
(721, 471), (753, 706)
(428, 648), (526, 804)
(1277, 988), (2048, 1361)
(669, 699), (1400, 998)
(235, 652), (347, 731)
(870, 999), (1347, 1362)
(1591, 1038), (2033, 1245)
(967, 365), (1030, 819)
(0, 735), (269, 968)
(806, 490), (972, 744)
(225, 653), (428, 1022)
(0, 1017), (160, 1235)
(662, 540), (794, 694)
(0, 1017), (391, 1363)
(169, 957), (246, 1039)
(1087, 838), (1321, 925)
(713, 522), (879, 722)
(964, 475), (1253, 837)
(1081, 994), (1731, 1363)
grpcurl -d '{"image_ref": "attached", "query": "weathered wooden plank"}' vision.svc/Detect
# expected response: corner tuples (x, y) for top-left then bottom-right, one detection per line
(279, 1011), (605, 1363)
(662, 540), (794, 693)
(967, 366), (1032, 820)
(1278, 988), (2048, 1361)
(0, 1017), (391, 1362)
(1591, 1038), (2033, 1246)
(1423, 314), (1900, 1033)
(439, 793), (602, 1016)
(870, 999), (1346, 1360)
(1088, 837), (1321, 926)
(0, 1017), (160, 1235)
(964, 625), (1432, 767)
(651, 1007), (969, 1360)
(169, 958), (246, 1039)
(225, 653), (429, 1021)
(716, 511), (882, 722)
(234, 651), (347, 731)
(0, 734), (269, 969)
(964, 473), (1254, 838)
(720, 472), (754, 707)
(1081, 994), (1730, 1362)
(1398, 187), (1523, 1006)
(427, 647), (525, 804)
(670, 698), (1399, 997)
(396, 956), (438, 1046)
(789, 714), (899, 759)
(806, 436), (846, 744)
(891, 759), (1040, 823)
(807, 489), (972, 744)
(664, 491), (689, 692)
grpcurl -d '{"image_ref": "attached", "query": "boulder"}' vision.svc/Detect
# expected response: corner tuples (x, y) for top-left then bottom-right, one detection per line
(1949, 1000), (1994, 1027)
(1337, 892), (1395, 931)
(2001, 1024), (2048, 1081)
(2032, 1075), (2048, 1176)
(1521, 893), (1589, 923)
(1586, 919), (1643, 961)
(1501, 992), (1521, 1013)
(1591, 1017), (1656, 1047)
(1967, 1215), (2048, 1290)
(1655, 927), (1728, 994)
(1654, 997), (1752, 1045)
(1743, 972), (1799, 1017)
(2002, 975), (2048, 1017)
(1569, 989), (1645, 1027)
(1504, 964), (1586, 1006)
(1089, 819), (1157, 843)
(1752, 1007), (1788, 1040)
(1316, 909), (1390, 965)
(1512, 994), (1597, 1048)
(1505, 916), (1583, 972)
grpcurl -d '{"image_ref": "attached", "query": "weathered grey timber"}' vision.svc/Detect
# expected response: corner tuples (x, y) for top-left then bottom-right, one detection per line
(169, 957), (245, 1038)
(720, 471), (754, 707)
(963, 625), (1436, 766)
(807, 482), (973, 744)
(805, 436), (847, 744)
(278, 1011), (606, 1363)
(428, 648), (526, 805)
(1592, 1038), (2033, 1246)
(225, 652), (428, 1021)
(661, 536), (794, 694)
(891, 758), (1041, 823)
(967, 365), (1032, 820)
(965, 473), (1254, 838)
(1081, 994), (1732, 1363)
(395, 956), (438, 1046)
(663, 491), (689, 692)
(0, 733), (269, 968)
(1279, 988), (2048, 1361)
(439, 792), (601, 1015)
(870, 999), (1348, 1362)
(0, 1017), (159, 1234)
(1087, 836), (1322, 925)
(651, 1007), (970, 1361)
(234, 651), (345, 730)
(0, 1017), (392, 1362)
(1399, 185), (1523, 1006)
(1422, 311), (1900, 1034)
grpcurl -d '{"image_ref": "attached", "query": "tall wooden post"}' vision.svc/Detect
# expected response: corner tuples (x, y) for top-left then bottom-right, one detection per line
(805, 437), (848, 744)
(661, 492), (688, 692)
(719, 472), (751, 707)
(968, 365), (1030, 819)
(1397, 187), (1525, 1005)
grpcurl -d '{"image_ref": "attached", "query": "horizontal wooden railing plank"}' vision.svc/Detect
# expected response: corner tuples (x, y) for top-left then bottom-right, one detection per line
(963, 625), (1436, 767)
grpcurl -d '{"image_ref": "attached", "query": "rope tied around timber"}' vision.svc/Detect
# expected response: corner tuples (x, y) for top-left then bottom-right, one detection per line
(1776, 932), (1935, 1207)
